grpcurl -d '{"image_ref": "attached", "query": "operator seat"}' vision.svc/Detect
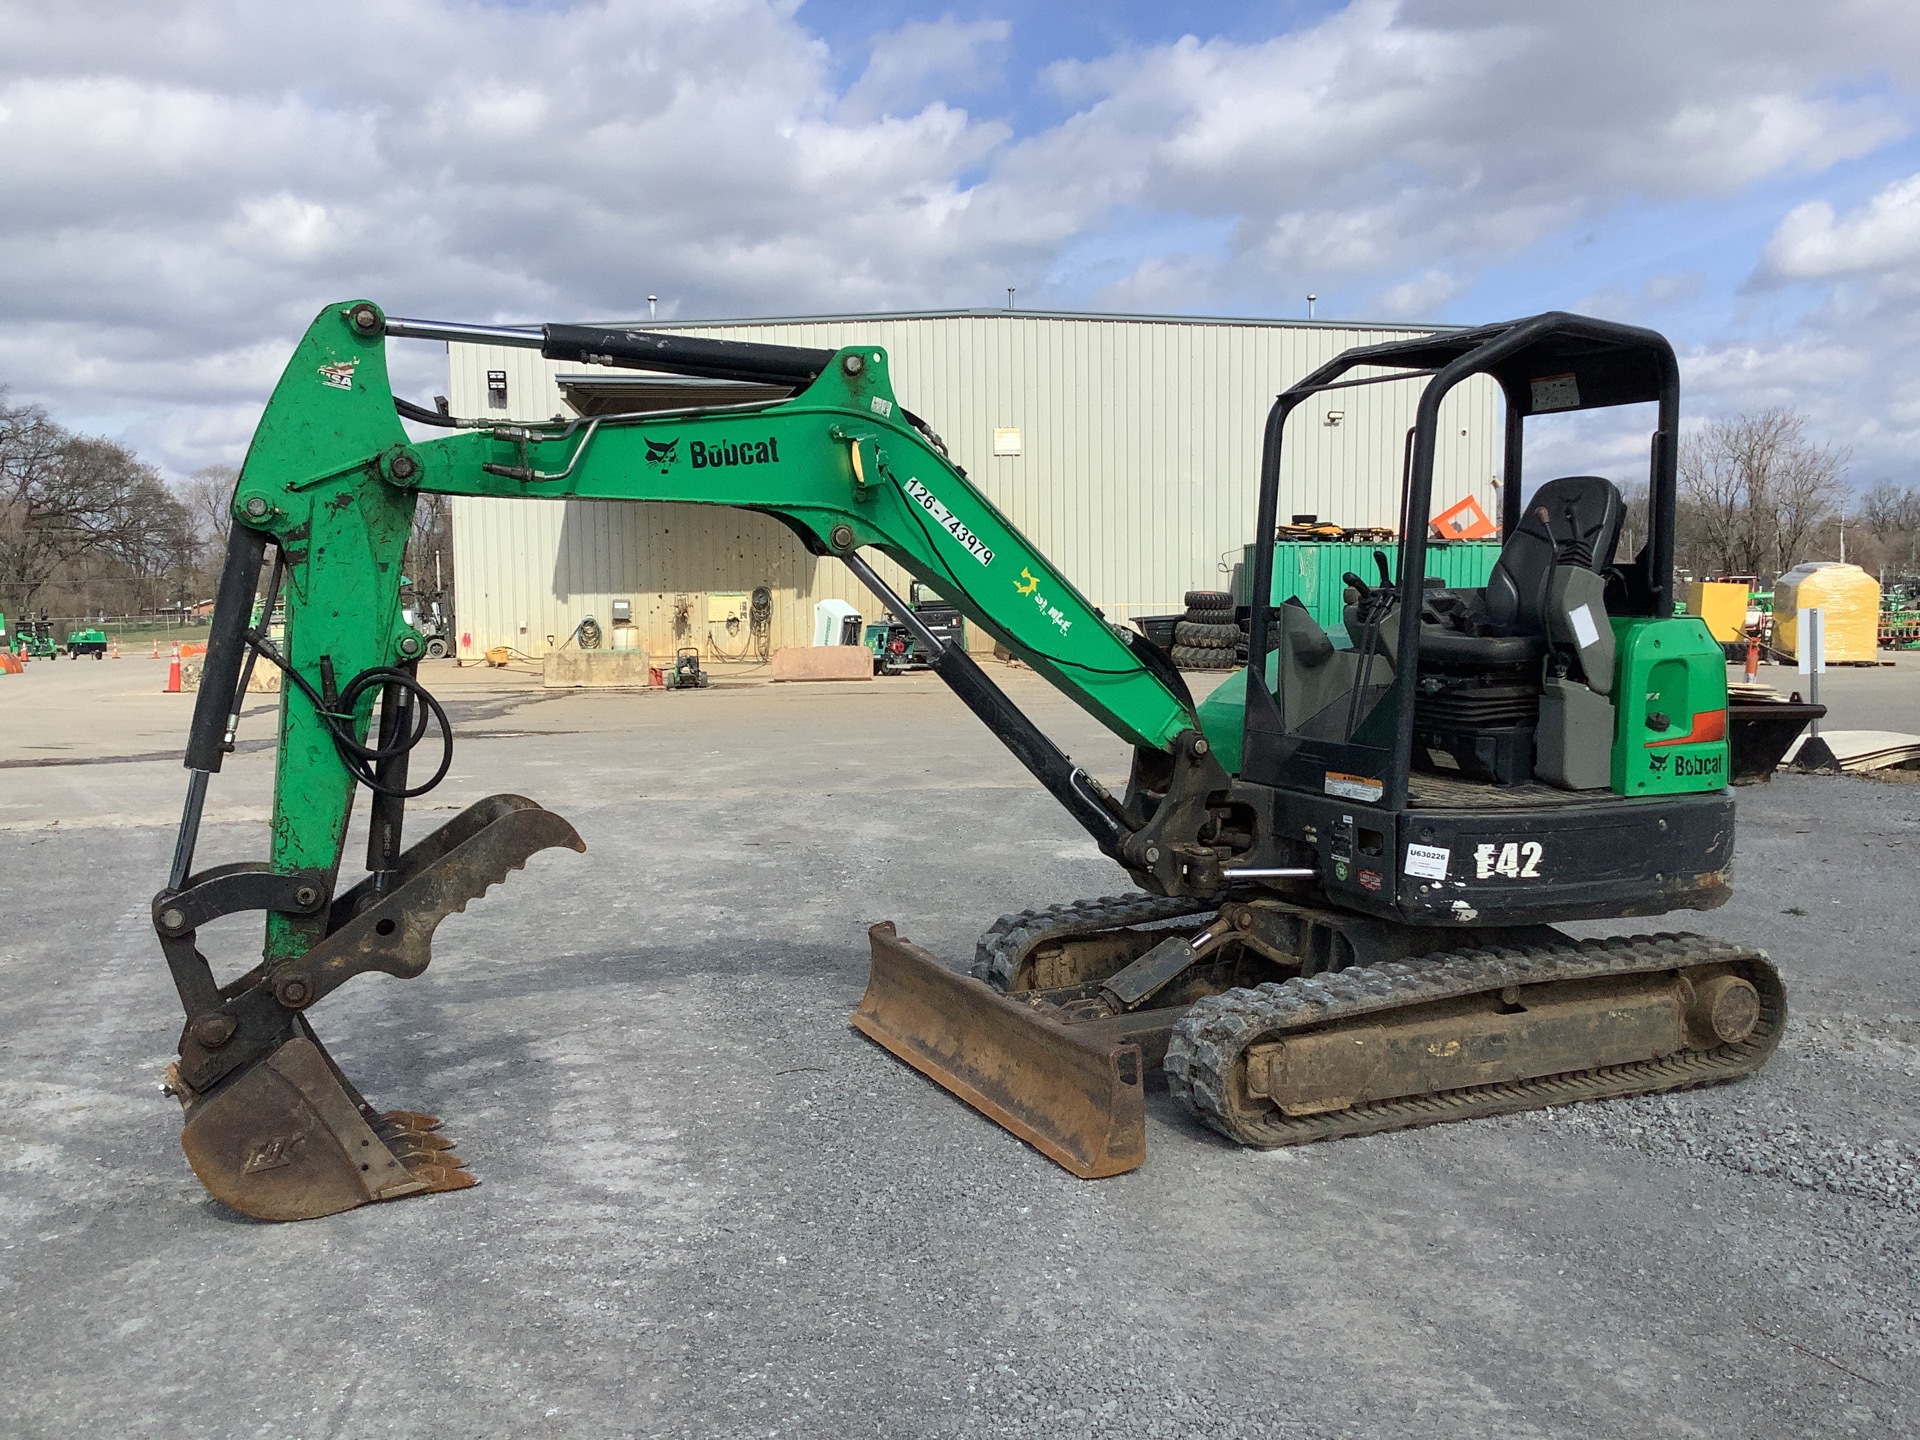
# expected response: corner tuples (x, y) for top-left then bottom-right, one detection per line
(1418, 475), (1625, 666)
(1411, 475), (1626, 786)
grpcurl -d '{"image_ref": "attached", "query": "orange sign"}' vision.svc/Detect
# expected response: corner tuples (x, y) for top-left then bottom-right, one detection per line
(1431, 495), (1497, 540)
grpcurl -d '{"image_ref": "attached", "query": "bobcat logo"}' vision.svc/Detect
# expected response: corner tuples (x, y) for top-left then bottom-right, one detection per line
(241, 1128), (310, 1173)
(645, 437), (679, 472)
(1647, 752), (1670, 775)
(1015, 568), (1040, 596)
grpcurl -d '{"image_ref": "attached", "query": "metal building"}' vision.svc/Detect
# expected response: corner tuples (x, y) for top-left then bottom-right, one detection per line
(445, 310), (1498, 661)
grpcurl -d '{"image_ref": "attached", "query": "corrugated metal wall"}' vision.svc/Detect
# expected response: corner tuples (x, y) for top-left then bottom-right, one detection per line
(445, 312), (1498, 660)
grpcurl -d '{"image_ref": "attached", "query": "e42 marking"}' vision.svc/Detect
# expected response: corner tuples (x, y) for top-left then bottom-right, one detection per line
(1475, 841), (1543, 879)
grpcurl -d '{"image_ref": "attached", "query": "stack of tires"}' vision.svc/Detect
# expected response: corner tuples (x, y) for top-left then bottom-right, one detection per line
(1172, 590), (1242, 671)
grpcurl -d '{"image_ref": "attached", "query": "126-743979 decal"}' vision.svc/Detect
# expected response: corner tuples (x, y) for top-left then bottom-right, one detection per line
(1474, 841), (1543, 879)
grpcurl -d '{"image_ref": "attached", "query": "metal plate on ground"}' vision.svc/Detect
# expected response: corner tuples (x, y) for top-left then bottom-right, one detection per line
(853, 922), (1146, 1179)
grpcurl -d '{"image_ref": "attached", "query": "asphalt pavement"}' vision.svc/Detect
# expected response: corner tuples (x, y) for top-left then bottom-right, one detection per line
(1, 655), (1915, 1438)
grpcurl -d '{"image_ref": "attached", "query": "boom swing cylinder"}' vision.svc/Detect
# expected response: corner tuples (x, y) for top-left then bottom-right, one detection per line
(153, 301), (1784, 1219)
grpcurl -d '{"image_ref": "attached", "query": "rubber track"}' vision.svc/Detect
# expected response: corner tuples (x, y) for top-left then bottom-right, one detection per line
(972, 891), (1216, 991)
(1164, 933), (1784, 1147)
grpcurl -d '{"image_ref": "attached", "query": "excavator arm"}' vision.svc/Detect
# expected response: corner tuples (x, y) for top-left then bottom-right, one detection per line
(156, 301), (1235, 1218)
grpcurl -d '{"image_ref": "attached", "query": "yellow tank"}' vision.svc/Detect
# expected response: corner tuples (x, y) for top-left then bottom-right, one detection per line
(1774, 562), (1880, 663)
(1685, 580), (1751, 643)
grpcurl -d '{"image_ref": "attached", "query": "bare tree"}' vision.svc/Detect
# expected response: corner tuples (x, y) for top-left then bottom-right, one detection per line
(1858, 482), (1920, 578)
(0, 392), (197, 615)
(0, 396), (74, 609)
(1677, 409), (1848, 579)
(406, 491), (454, 606)
(176, 464), (238, 594)
(1614, 480), (1651, 568)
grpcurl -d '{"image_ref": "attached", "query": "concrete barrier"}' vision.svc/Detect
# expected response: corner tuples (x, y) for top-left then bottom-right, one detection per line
(542, 650), (655, 689)
(769, 646), (873, 682)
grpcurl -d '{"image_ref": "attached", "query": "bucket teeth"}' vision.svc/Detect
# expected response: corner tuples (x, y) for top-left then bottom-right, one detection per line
(373, 1109), (444, 1133)
(370, 1111), (456, 1147)
(388, 1140), (479, 1193)
(179, 1034), (485, 1220)
(365, 1110), (474, 1186)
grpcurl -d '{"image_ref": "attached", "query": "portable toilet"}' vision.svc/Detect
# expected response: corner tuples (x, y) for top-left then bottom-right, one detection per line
(1774, 562), (1880, 663)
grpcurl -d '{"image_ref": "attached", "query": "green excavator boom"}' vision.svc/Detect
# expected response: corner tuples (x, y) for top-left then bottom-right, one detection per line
(154, 300), (1219, 1219)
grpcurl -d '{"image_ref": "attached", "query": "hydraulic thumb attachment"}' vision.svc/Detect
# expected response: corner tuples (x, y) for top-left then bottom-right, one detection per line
(159, 795), (583, 1221)
(156, 502), (584, 1220)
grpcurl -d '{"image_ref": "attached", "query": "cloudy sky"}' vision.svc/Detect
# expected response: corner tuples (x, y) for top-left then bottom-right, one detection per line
(3, 0), (1918, 487)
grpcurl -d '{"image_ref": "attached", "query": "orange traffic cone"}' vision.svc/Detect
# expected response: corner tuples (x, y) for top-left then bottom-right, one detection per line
(1744, 634), (1760, 684)
(110, 638), (120, 659)
(166, 655), (182, 693)
(151, 638), (159, 659)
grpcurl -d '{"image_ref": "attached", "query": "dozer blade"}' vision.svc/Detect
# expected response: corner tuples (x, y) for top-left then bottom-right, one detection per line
(852, 922), (1145, 1179)
(172, 793), (584, 1221)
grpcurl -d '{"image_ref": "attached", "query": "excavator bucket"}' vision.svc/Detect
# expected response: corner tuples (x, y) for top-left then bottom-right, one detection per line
(175, 1026), (473, 1222)
(169, 794), (584, 1221)
(852, 923), (1146, 1178)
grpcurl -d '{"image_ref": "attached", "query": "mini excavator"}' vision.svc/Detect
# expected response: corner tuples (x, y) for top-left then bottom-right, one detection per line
(154, 302), (1782, 1219)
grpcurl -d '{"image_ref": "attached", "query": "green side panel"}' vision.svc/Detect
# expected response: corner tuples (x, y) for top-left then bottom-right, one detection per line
(1609, 616), (1729, 795)
(1195, 666), (1253, 776)
(1238, 541), (1501, 636)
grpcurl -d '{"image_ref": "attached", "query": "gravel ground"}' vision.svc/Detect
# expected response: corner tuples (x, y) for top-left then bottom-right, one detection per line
(0, 658), (1915, 1438)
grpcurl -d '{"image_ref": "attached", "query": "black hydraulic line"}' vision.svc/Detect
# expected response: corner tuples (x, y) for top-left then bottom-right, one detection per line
(542, 323), (835, 388)
(394, 395), (459, 427)
(245, 643), (453, 800)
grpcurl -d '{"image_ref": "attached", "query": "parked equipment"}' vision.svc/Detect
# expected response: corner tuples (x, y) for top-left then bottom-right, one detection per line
(867, 582), (964, 674)
(400, 590), (451, 659)
(153, 304), (1779, 1221)
(664, 646), (710, 689)
(66, 628), (108, 659)
(13, 616), (57, 659)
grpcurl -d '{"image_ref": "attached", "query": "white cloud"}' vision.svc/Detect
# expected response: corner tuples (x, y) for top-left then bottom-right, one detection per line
(1761, 173), (1920, 280)
(0, 0), (1916, 477)
(1002, 0), (1909, 301)
(1374, 269), (1461, 321)
(840, 16), (1009, 122)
